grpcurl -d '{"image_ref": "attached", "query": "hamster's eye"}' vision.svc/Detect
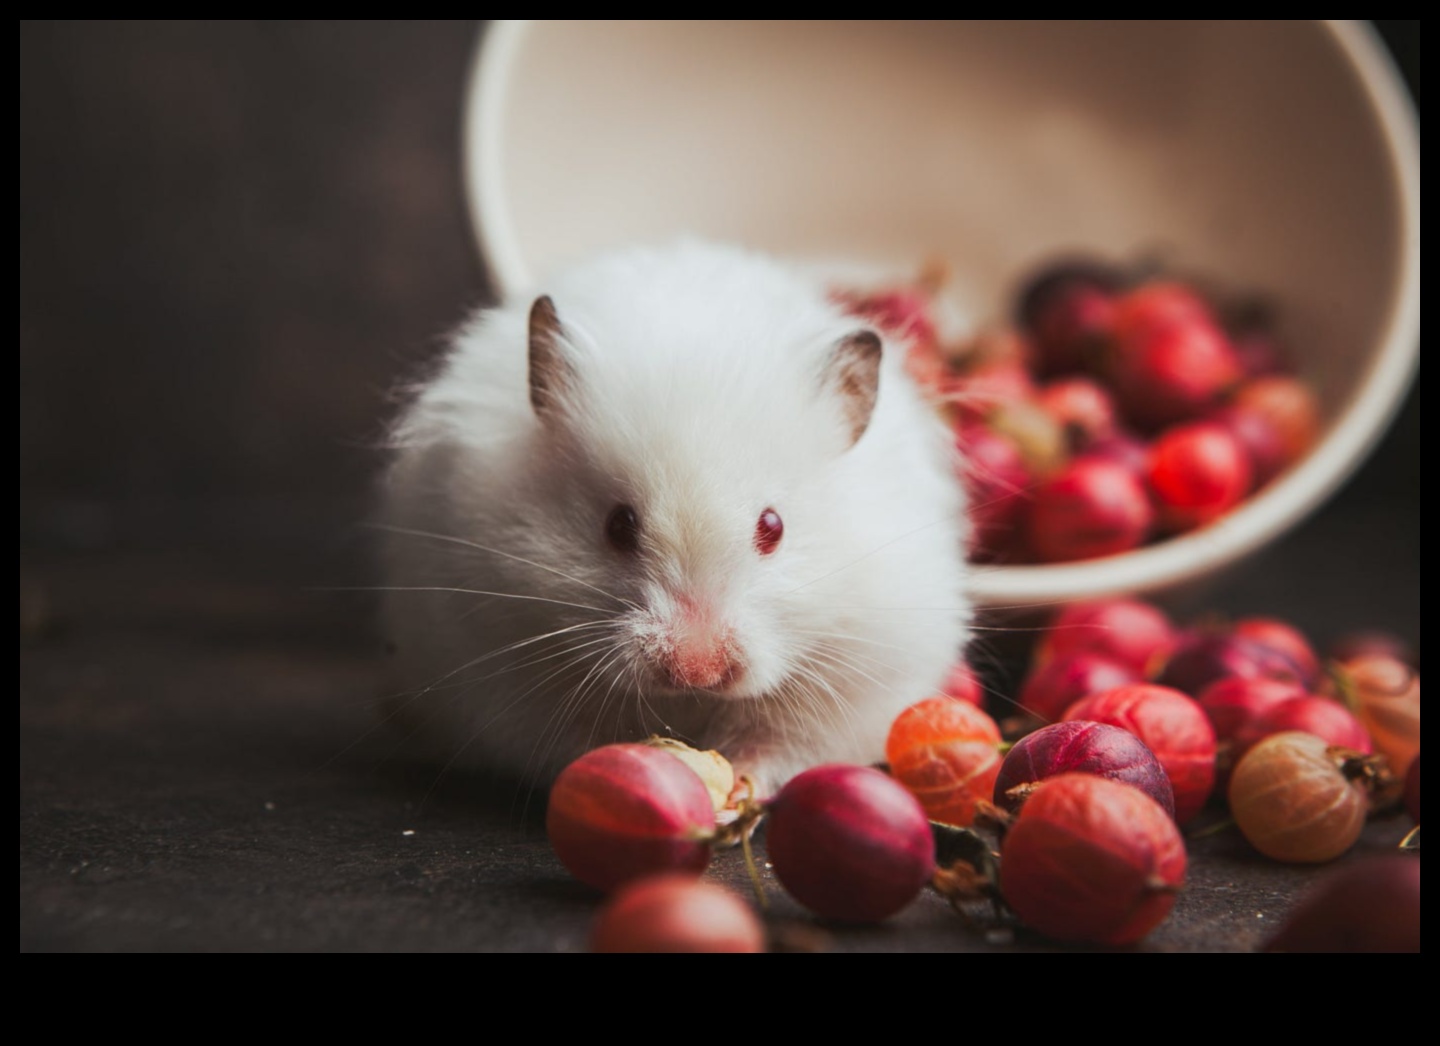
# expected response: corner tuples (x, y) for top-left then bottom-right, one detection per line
(755, 508), (784, 555)
(605, 504), (640, 553)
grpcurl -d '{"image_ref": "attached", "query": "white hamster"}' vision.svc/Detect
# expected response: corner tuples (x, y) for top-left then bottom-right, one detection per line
(376, 241), (971, 797)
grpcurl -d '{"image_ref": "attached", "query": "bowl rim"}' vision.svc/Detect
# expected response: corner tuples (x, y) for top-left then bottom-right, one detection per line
(460, 19), (1420, 609)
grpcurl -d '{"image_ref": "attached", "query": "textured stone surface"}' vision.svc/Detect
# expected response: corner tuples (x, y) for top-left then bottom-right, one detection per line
(18, 541), (1416, 953)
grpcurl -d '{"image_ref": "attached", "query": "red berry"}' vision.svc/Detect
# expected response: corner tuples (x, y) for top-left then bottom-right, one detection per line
(1077, 433), (1151, 481)
(1209, 403), (1290, 488)
(1236, 695), (1372, 761)
(1197, 676), (1310, 788)
(938, 660), (984, 707)
(1196, 676), (1308, 745)
(1232, 375), (1320, 463)
(1230, 328), (1293, 379)
(999, 773), (1186, 945)
(904, 339), (950, 393)
(1146, 421), (1254, 532)
(1063, 684), (1217, 825)
(1263, 856), (1420, 953)
(944, 357), (1038, 421)
(986, 398), (1068, 477)
(1013, 257), (1125, 377)
(1404, 754), (1419, 823)
(590, 873), (766, 953)
(1037, 377), (1119, 451)
(1026, 458), (1153, 563)
(1158, 628), (1307, 697)
(1110, 281), (1214, 346)
(1038, 598), (1176, 675)
(1111, 308), (1243, 430)
(833, 287), (937, 350)
(994, 720), (1175, 819)
(956, 421), (1033, 562)
(1328, 629), (1415, 667)
(1017, 650), (1140, 724)
(1228, 732), (1369, 863)
(1232, 617), (1320, 687)
(1030, 285), (1118, 377)
(547, 744), (716, 893)
(1333, 655), (1420, 777)
(765, 764), (935, 922)
(886, 697), (1005, 827)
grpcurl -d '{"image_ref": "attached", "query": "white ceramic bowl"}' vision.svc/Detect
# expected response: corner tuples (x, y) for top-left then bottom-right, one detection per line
(462, 20), (1419, 609)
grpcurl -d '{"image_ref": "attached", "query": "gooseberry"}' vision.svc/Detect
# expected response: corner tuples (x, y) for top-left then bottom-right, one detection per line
(589, 873), (766, 953)
(993, 720), (1174, 818)
(1110, 303), (1242, 430)
(1027, 457), (1153, 563)
(1236, 695), (1372, 762)
(764, 764), (935, 923)
(1063, 684), (1216, 825)
(547, 743), (716, 893)
(1037, 376), (1118, 451)
(1146, 421), (1253, 532)
(1404, 754), (1419, 823)
(1332, 654), (1420, 777)
(938, 660), (984, 707)
(1232, 616), (1320, 687)
(1037, 598), (1175, 675)
(886, 696), (1005, 826)
(956, 421), (1032, 562)
(1016, 651), (1139, 724)
(998, 773), (1186, 946)
(1015, 260), (1122, 378)
(1158, 628), (1306, 697)
(1262, 856), (1420, 953)
(1228, 732), (1370, 863)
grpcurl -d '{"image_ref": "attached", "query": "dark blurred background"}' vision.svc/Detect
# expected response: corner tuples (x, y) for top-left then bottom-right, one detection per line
(19, 21), (1420, 951)
(20, 21), (485, 577)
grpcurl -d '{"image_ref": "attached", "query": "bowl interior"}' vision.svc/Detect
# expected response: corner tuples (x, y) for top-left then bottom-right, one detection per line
(466, 19), (1418, 607)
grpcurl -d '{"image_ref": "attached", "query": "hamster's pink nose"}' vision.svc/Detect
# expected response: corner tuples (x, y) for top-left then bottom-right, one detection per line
(658, 635), (743, 691)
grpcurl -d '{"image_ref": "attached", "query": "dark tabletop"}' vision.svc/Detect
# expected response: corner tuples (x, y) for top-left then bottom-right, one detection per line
(19, 20), (1420, 952)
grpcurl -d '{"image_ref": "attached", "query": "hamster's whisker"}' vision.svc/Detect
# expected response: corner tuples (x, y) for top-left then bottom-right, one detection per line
(479, 632), (621, 680)
(788, 655), (862, 744)
(808, 641), (891, 696)
(430, 641), (617, 813)
(790, 626), (913, 661)
(959, 462), (1044, 505)
(551, 647), (627, 757)
(377, 624), (614, 791)
(791, 632), (906, 695)
(594, 650), (642, 752)
(320, 584), (615, 616)
(772, 669), (831, 739)
(314, 622), (608, 773)
(629, 664), (668, 741)
(518, 644), (631, 820)
(784, 511), (956, 595)
(519, 636), (628, 783)
(406, 620), (615, 696)
(364, 521), (641, 611)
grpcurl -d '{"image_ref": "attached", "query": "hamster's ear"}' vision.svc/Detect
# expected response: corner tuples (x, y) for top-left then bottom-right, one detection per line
(528, 295), (575, 419)
(820, 329), (883, 448)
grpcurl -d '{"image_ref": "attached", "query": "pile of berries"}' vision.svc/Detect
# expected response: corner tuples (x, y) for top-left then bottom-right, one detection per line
(834, 259), (1323, 564)
(546, 601), (1417, 952)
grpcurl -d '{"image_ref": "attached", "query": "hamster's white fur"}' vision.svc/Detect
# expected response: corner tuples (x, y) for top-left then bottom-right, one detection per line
(378, 241), (970, 797)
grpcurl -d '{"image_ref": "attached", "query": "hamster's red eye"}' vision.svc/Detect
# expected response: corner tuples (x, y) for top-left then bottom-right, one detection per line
(605, 504), (640, 553)
(755, 508), (783, 555)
